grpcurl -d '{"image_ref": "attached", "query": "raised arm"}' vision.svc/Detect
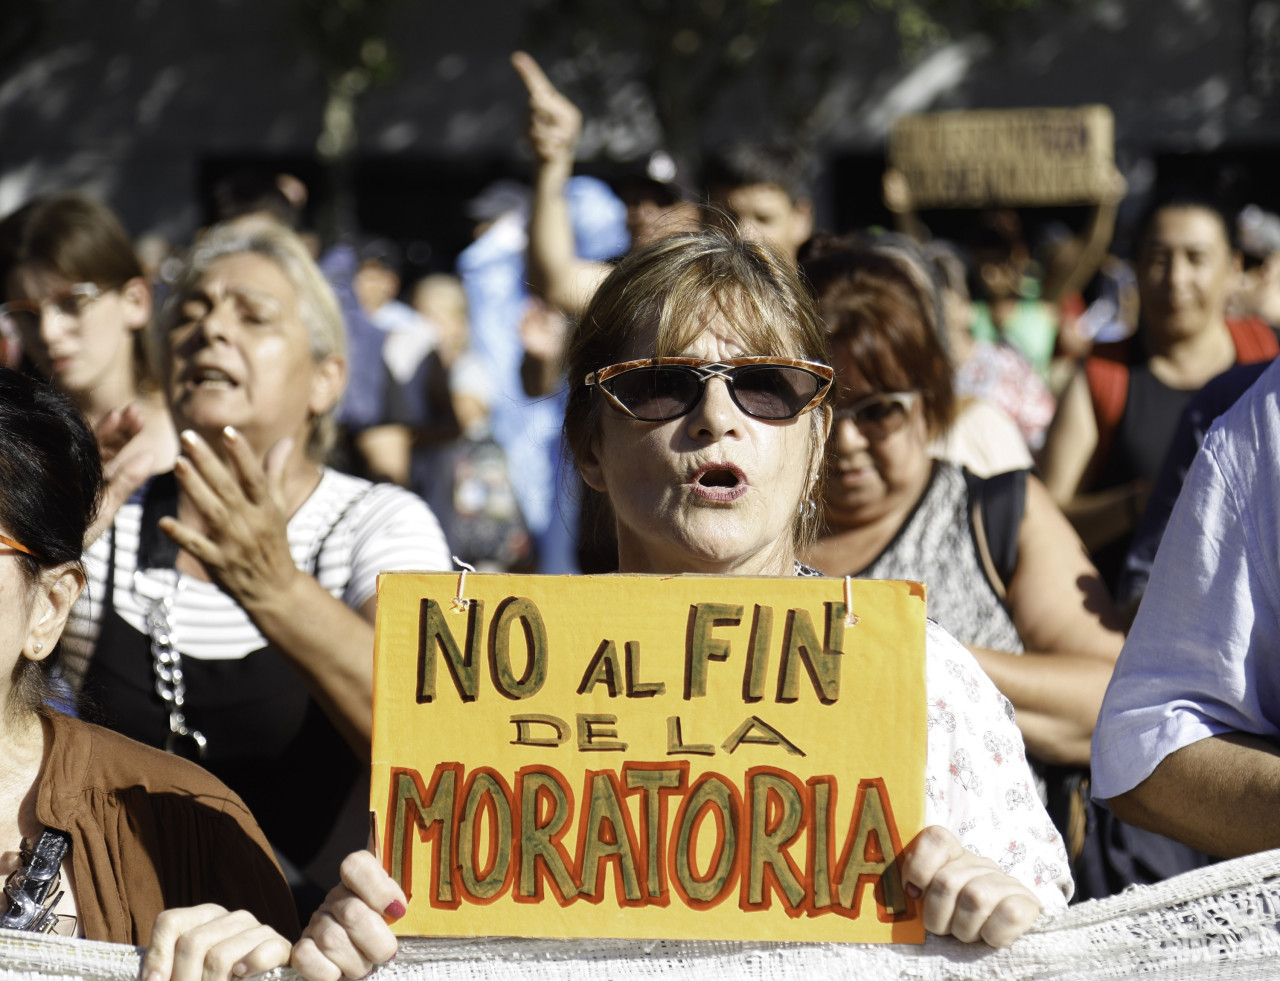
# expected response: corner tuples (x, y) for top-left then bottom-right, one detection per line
(966, 474), (1125, 766)
(1041, 170), (1126, 304)
(511, 51), (611, 319)
(881, 167), (931, 243)
(1040, 367), (1097, 503)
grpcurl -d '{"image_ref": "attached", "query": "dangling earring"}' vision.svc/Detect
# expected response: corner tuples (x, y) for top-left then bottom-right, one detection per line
(799, 470), (822, 518)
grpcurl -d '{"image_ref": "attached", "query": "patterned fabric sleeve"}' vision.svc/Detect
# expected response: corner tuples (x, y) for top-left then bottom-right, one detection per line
(922, 620), (1073, 909)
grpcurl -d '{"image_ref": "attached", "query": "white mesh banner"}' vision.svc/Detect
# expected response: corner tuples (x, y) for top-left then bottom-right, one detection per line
(3, 848), (1280, 981)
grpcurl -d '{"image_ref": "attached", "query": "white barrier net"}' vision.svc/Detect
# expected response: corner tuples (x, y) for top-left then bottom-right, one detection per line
(4, 848), (1280, 981)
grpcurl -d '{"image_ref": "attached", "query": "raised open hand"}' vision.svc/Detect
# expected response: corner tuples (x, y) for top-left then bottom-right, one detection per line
(160, 427), (300, 610)
(88, 403), (154, 547)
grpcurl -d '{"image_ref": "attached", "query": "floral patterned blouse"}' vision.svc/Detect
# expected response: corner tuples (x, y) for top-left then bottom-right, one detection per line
(796, 563), (1072, 909)
(922, 620), (1071, 908)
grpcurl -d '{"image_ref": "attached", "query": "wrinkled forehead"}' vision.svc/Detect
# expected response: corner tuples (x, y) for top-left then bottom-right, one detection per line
(631, 288), (807, 363)
(195, 250), (287, 284)
(181, 252), (297, 308)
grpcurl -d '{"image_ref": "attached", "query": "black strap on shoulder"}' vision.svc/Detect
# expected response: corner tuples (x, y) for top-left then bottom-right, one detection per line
(963, 467), (1028, 590)
(138, 471), (181, 570)
(303, 478), (379, 576)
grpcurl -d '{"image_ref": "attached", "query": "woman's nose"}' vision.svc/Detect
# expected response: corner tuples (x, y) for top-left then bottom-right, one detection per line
(197, 301), (234, 344)
(37, 308), (68, 346)
(834, 414), (870, 453)
(1166, 252), (1189, 287)
(686, 376), (741, 440)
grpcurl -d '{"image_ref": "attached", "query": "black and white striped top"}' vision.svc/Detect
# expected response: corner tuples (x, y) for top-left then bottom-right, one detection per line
(63, 468), (451, 678)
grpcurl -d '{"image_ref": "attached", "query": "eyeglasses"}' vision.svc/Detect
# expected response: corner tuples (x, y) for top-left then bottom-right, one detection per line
(0, 283), (104, 337)
(832, 391), (918, 439)
(0, 533), (35, 557)
(585, 356), (833, 422)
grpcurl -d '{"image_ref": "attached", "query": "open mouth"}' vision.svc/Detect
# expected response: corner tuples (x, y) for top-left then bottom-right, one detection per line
(188, 367), (237, 390)
(689, 463), (748, 501)
(699, 467), (741, 488)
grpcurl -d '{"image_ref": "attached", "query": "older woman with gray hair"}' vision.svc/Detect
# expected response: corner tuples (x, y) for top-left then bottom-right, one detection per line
(64, 220), (450, 912)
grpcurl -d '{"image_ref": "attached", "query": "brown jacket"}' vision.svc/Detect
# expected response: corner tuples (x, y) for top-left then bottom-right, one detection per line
(35, 709), (300, 945)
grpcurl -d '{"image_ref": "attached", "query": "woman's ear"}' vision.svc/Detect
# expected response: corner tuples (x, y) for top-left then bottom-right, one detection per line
(577, 438), (608, 494)
(120, 276), (153, 332)
(25, 564), (86, 661)
(308, 353), (348, 418)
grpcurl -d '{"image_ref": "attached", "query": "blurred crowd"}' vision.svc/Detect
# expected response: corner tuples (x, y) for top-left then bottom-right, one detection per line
(4, 44), (1280, 970)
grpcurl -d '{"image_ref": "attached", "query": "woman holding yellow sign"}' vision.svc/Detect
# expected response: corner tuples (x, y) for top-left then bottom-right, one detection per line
(296, 229), (1070, 975)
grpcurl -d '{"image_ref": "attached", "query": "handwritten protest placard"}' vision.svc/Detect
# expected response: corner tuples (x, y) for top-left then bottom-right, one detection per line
(371, 573), (927, 943)
(889, 105), (1116, 208)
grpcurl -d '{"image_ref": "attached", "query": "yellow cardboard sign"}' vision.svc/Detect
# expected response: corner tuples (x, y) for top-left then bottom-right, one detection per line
(371, 573), (927, 943)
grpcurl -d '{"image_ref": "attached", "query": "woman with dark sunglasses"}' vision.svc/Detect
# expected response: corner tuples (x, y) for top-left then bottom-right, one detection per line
(290, 229), (1072, 978)
(802, 237), (1127, 895)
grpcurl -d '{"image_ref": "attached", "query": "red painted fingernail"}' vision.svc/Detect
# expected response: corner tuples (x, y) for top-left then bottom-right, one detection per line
(906, 883), (922, 899)
(385, 900), (406, 918)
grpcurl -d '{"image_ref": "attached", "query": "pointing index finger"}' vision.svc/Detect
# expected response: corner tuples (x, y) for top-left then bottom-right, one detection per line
(511, 50), (555, 99)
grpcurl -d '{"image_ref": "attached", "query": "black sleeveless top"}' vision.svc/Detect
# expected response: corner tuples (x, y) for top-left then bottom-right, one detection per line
(1097, 361), (1196, 490)
(1093, 339), (1212, 589)
(80, 474), (363, 890)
